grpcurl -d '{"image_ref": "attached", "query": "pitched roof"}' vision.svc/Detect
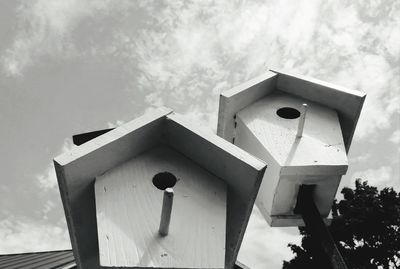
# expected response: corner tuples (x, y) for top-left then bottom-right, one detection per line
(0, 250), (76, 269)
(0, 250), (249, 269)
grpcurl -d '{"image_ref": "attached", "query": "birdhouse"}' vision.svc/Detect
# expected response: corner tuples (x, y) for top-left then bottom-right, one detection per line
(54, 108), (266, 269)
(217, 70), (366, 227)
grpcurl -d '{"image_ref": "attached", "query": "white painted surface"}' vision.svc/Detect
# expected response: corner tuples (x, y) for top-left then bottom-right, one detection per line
(165, 113), (267, 269)
(235, 113), (344, 226)
(54, 108), (172, 269)
(55, 108), (267, 269)
(217, 70), (366, 153)
(217, 70), (366, 227)
(230, 91), (350, 227)
(237, 91), (348, 172)
(95, 146), (226, 268)
(217, 71), (277, 143)
(271, 69), (366, 152)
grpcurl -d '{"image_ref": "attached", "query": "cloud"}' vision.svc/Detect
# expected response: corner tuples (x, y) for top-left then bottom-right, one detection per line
(351, 166), (394, 190)
(107, 120), (125, 128)
(238, 206), (301, 269)
(3, 0), (398, 140)
(36, 138), (75, 191)
(0, 216), (70, 254)
(36, 164), (58, 191)
(390, 130), (400, 144)
(2, 0), (399, 266)
(1, 0), (134, 76)
(129, 0), (399, 142)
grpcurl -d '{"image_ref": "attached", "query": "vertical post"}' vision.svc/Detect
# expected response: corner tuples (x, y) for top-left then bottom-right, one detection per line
(295, 185), (348, 269)
(297, 104), (308, 138)
(159, 188), (174, 236)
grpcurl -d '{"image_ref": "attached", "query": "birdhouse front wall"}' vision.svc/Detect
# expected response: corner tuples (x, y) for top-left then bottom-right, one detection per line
(95, 145), (227, 269)
(236, 91), (348, 171)
(233, 91), (349, 226)
(55, 109), (266, 269)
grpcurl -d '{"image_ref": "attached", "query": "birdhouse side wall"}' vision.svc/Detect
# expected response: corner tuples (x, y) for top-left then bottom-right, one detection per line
(217, 72), (277, 143)
(234, 115), (280, 224)
(164, 114), (267, 269)
(54, 109), (171, 269)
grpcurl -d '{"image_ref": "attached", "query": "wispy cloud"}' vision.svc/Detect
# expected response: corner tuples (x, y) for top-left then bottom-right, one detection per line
(351, 166), (397, 190)
(1, 0), (134, 76)
(0, 216), (70, 254)
(3, 0), (398, 140)
(36, 138), (74, 191)
(390, 130), (400, 144)
(1, 0), (399, 267)
(239, 207), (301, 268)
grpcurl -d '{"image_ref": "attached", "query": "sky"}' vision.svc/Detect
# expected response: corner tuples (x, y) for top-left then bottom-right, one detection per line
(0, 0), (399, 268)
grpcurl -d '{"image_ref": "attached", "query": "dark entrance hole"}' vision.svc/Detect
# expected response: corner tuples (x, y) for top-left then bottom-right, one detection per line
(152, 172), (177, 190)
(276, 107), (301, 119)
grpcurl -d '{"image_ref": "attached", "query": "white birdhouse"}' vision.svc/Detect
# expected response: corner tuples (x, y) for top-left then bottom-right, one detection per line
(54, 108), (266, 269)
(217, 70), (366, 227)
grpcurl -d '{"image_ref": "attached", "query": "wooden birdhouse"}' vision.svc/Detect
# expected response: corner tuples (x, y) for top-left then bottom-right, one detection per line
(54, 108), (266, 269)
(218, 70), (366, 227)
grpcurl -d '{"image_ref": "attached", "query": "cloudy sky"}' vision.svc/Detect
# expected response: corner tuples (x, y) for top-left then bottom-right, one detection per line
(0, 0), (399, 268)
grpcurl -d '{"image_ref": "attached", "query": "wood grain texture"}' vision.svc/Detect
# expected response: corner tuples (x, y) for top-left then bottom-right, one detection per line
(271, 69), (366, 153)
(54, 108), (172, 269)
(165, 113), (267, 269)
(95, 146), (227, 268)
(217, 72), (277, 143)
(55, 108), (266, 269)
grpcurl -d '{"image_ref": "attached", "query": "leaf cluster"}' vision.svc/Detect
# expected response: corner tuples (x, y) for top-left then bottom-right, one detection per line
(283, 179), (400, 269)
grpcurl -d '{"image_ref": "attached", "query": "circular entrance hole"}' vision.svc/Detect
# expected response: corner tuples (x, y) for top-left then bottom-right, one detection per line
(152, 172), (177, 190)
(276, 107), (301, 119)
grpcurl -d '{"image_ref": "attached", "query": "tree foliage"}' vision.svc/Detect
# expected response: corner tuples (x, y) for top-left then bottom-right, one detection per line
(283, 179), (400, 269)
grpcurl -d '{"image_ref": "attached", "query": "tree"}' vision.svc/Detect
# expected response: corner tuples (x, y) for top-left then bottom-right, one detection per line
(283, 179), (400, 269)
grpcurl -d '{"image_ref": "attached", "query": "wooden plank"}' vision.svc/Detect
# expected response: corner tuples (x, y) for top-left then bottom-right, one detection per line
(165, 113), (267, 269)
(54, 108), (172, 269)
(217, 72), (277, 143)
(295, 185), (348, 269)
(271, 69), (366, 152)
(95, 146), (227, 268)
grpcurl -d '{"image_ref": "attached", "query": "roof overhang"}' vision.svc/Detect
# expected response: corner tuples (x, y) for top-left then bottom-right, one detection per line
(217, 70), (366, 153)
(55, 107), (266, 269)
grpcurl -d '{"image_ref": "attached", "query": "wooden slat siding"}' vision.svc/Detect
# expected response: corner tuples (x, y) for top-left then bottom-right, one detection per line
(217, 72), (278, 143)
(95, 146), (227, 268)
(55, 108), (172, 269)
(165, 113), (267, 269)
(270, 69), (366, 153)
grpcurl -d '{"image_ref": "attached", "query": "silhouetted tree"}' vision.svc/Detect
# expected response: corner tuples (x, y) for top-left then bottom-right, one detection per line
(283, 179), (400, 269)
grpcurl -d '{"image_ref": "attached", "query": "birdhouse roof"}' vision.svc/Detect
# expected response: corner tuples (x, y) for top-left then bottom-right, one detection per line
(218, 70), (366, 153)
(54, 108), (266, 269)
